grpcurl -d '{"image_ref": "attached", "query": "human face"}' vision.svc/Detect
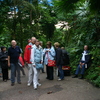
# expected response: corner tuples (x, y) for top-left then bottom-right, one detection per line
(46, 44), (50, 48)
(35, 40), (40, 46)
(3, 48), (6, 52)
(84, 45), (88, 50)
(31, 37), (36, 44)
(11, 40), (17, 47)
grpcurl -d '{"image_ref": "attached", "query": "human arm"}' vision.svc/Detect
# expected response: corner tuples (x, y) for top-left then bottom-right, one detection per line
(8, 56), (10, 67)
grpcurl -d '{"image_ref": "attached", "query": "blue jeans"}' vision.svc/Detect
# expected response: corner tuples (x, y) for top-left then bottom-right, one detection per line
(58, 65), (64, 79)
(75, 61), (85, 75)
(10, 63), (21, 83)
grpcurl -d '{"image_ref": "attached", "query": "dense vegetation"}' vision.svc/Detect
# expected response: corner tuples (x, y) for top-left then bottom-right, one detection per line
(0, 0), (100, 87)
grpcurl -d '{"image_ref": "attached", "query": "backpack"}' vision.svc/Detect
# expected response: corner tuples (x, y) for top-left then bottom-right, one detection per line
(62, 50), (70, 66)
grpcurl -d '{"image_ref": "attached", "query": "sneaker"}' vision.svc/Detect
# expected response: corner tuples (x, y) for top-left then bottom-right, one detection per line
(79, 75), (84, 79)
(27, 83), (30, 87)
(37, 83), (41, 87)
(34, 86), (37, 90)
(58, 78), (62, 81)
(4, 80), (7, 82)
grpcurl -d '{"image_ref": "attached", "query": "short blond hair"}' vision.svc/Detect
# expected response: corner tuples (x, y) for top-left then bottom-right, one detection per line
(54, 42), (60, 47)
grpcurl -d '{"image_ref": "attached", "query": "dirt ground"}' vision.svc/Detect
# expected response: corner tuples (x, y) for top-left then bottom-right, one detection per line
(0, 67), (100, 100)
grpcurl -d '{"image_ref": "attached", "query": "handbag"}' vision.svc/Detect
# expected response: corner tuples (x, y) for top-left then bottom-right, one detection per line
(48, 59), (56, 67)
(36, 63), (43, 69)
(47, 53), (56, 67)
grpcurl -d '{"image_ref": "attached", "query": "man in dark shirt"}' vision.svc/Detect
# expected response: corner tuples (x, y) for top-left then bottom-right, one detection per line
(8, 40), (21, 86)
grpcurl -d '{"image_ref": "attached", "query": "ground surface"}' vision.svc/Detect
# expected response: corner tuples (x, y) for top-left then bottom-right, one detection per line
(0, 67), (100, 100)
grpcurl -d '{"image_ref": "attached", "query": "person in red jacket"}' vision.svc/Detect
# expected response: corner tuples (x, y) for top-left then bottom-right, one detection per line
(24, 37), (36, 86)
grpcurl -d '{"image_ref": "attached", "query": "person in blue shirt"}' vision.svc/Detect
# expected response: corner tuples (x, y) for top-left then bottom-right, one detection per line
(43, 41), (56, 80)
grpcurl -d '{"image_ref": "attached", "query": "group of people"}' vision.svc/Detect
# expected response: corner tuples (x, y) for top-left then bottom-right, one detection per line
(24, 37), (68, 90)
(0, 37), (91, 90)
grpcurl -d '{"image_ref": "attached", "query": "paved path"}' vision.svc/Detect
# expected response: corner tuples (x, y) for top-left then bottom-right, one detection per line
(0, 67), (100, 100)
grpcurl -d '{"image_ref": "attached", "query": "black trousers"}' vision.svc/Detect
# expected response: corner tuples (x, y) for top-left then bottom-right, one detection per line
(2, 68), (8, 81)
(46, 65), (54, 80)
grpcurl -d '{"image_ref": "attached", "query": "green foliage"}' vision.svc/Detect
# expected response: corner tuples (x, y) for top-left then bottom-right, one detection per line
(52, 0), (100, 87)
(85, 67), (100, 87)
(93, 76), (100, 87)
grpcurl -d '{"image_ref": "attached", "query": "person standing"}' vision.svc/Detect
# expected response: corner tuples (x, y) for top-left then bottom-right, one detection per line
(0, 46), (8, 82)
(31, 39), (43, 90)
(43, 41), (56, 80)
(54, 42), (64, 81)
(39, 41), (45, 73)
(8, 40), (21, 86)
(24, 37), (36, 86)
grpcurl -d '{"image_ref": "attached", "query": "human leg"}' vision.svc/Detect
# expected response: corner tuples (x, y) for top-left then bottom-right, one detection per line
(0, 66), (2, 77)
(16, 63), (21, 83)
(58, 65), (64, 80)
(27, 64), (33, 86)
(79, 64), (85, 79)
(2, 68), (5, 81)
(72, 64), (80, 78)
(10, 63), (16, 84)
(46, 65), (49, 79)
(37, 69), (41, 86)
(48, 67), (54, 80)
(75, 64), (81, 75)
(2, 68), (8, 81)
(32, 66), (38, 89)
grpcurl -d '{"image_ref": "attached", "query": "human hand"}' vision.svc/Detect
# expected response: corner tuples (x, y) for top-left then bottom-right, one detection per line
(8, 63), (10, 67)
(41, 61), (43, 64)
(46, 50), (50, 52)
(82, 63), (85, 65)
(80, 65), (82, 68)
(79, 62), (82, 65)
(33, 65), (36, 67)
(6, 58), (8, 60)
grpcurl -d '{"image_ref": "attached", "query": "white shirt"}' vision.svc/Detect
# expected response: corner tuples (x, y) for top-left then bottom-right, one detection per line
(81, 51), (87, 61)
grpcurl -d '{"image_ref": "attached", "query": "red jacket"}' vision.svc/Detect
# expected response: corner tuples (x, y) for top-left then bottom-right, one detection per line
(24, 44), (32, 64)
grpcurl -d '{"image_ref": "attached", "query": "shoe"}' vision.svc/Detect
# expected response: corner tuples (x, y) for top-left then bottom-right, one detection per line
(72, 75), (78, 78)
(34, 86), (37, 90)
(34, 87), (37, 90)
(58, 78), (62, 81)
(11, 83), (14, 86)
(37, 83), (41, 87)
(18, 82), (21, 84)
(27, 83), (31, 87)
(46, 77), (49, 79)
(79, 75), (84, 79)
(4, 80), (7, 82)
